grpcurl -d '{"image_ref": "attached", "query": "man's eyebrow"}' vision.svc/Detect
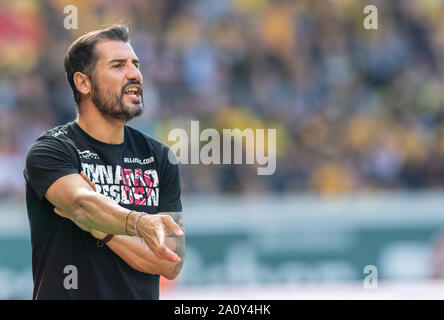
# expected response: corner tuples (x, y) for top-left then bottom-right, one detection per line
(108, 58), (140, 64)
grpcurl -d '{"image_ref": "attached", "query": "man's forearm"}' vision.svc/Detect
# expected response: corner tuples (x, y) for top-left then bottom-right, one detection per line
(47, 173), (184, 264)
(71, 192), (186, 278)
(71, 189), (137, 236)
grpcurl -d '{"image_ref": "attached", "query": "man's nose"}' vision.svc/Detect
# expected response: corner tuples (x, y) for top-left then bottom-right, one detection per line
(125, 65), (142, 83)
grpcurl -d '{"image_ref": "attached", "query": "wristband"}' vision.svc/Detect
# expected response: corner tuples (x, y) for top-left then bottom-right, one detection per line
(96, 234), (114, 247)
(101, 233), (114, 243)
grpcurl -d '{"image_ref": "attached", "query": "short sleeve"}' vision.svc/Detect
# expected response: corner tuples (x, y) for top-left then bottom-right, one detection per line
(157, 145), (182, 212)
(24, 136), (79, 201)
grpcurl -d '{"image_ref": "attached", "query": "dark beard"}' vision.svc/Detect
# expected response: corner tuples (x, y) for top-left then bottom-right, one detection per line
(90, 80), (144, 122)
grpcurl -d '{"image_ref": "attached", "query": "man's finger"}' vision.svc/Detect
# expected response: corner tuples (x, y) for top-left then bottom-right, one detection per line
(161, 215), (184, 237)
(157, 244), (181, 263)
(156, 222), (166, 247)
(145, 222), (180, 262)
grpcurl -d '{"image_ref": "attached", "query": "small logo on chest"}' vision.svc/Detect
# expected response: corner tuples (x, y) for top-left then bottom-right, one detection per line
(77, 149), (100, 160)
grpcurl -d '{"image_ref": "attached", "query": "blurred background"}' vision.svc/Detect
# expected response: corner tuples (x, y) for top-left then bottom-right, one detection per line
(2, 0), (444, 299)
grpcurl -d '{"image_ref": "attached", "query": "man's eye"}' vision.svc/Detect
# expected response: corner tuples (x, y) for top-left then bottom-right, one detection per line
(113, 64), (123, 68)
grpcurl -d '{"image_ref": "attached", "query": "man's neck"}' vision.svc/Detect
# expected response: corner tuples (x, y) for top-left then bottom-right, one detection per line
(76, 101), (125, 145)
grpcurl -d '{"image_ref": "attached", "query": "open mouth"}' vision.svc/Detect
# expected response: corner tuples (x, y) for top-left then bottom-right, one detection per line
(123, 85), (142, 99)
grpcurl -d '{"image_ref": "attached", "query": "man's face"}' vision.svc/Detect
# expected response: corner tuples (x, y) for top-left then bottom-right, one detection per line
(89, 40), (144, 122)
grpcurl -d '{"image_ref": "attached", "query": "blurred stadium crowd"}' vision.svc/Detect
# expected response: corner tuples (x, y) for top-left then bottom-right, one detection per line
(1, 0), (444, 199)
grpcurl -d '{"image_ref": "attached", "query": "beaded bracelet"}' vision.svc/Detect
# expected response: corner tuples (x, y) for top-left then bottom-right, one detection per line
(134, 213), (147, 238)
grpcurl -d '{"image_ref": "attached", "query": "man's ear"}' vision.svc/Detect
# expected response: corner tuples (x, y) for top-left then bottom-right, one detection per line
(73, 72), (91, 96)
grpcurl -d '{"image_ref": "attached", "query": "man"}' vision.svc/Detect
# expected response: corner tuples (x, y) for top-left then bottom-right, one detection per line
(23, 24), (185, 299)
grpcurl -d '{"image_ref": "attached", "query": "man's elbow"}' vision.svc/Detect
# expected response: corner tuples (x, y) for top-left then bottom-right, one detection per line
(162, 270), (180, 281)
(140, 266), (180, 280)
(161, 261), (184, 280)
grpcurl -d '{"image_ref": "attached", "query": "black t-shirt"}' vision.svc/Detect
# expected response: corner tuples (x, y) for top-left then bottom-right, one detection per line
(23, 121), (182, 300)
